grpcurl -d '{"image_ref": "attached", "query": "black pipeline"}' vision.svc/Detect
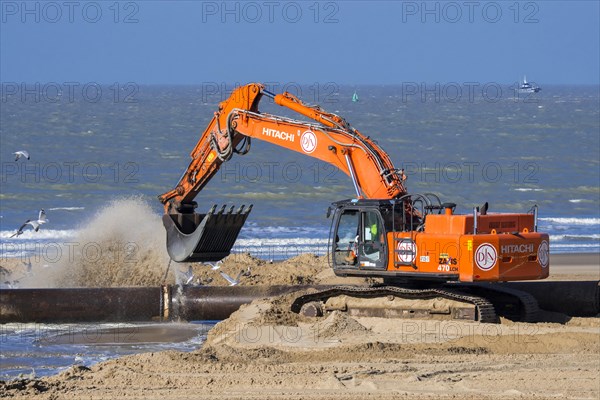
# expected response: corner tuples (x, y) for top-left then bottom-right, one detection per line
(505, 280), (600, 317)
(0, 282), (598, 323)
(0, 285), (323, 323)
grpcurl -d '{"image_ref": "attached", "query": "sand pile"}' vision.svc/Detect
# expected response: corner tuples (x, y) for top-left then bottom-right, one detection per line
(178, 252), (374, 288)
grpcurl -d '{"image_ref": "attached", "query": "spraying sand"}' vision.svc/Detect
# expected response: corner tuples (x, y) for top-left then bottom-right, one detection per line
(1, 197), (171, 288)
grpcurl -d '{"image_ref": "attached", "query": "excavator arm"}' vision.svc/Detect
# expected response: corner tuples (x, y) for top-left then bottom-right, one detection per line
(158, 83), (264, 213)
(158, 83), (409, 262)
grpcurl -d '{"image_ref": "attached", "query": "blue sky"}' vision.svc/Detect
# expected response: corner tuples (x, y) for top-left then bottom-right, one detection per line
(1, 1), (599, 84)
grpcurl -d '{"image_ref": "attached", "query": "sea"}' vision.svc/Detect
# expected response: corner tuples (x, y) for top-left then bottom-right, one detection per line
(0, 84), (599, 380)
(1, 84), (598, 258)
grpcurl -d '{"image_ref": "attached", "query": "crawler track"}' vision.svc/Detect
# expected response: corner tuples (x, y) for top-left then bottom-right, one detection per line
(291, 285), (500, 323)
(450, 283), (540, 322)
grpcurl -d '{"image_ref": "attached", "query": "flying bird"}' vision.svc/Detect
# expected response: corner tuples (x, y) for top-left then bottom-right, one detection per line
(24, 257), (32, 274)
(206, 261), (222, 270)
(10, 209), (48, 237)
(219, 270), (244, 286)
(37, 209), (48, 224)
(182, 266), (194, 285)
(13, 150), (30, 161)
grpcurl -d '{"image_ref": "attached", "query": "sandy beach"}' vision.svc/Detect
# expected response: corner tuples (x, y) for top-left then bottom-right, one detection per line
(1, 252), (598, 399)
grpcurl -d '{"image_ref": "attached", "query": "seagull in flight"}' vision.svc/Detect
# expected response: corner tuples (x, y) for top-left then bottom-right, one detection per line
(10, 209), (48, 238)
(24, 257), (33, 274)
(13, 150), (30, 161)
(182, 266), (194, 285)
(219, 270), (244, 286)
(206, 261), (222, 270)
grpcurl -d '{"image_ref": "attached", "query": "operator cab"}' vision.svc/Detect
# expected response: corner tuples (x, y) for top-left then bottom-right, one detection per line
(333, 207), (386, 269)
(329, 195), (447, 273)
(330, 199), (414, 271)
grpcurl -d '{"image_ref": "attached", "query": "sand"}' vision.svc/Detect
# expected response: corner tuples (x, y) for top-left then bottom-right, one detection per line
(1, 253), (599, 399)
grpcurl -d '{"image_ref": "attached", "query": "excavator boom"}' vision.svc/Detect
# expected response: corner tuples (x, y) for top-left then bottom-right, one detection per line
(158, 83), (409, 262)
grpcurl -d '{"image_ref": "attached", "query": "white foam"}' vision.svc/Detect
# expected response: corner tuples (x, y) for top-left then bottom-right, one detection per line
(0, 250), (32, 258)
(47, 207), (85, 211)
(234, 237), (329, 258)
(0, 229), (77, 240)
(514, 188), (543, 192)
(237, 238), (328, 246)
(549, 234), (600, 241)
(539, 217), (600, 226)
(550, 243), (600, 249)
(242, 225), (327, 236)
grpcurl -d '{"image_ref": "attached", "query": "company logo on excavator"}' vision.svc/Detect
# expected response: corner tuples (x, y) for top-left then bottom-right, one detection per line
(500, 244), (534, 254)
(301, 130), (317, 154)
(475, 243), (497, 271)
(538, 240), (549, 268)
(262, 127), (295, 142)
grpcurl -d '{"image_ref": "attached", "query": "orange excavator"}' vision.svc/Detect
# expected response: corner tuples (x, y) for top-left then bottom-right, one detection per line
(159, 83), (550, 322)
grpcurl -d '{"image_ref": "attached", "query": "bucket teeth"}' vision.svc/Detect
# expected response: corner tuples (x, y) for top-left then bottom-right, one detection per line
(163, 204), (253, 262)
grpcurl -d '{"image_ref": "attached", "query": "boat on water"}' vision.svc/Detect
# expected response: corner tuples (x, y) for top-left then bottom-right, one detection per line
(518, 76), (541, 93)
(352, 91), (359, 102)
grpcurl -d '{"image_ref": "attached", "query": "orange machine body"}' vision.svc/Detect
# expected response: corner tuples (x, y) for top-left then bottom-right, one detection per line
(387, 213), (549, 282)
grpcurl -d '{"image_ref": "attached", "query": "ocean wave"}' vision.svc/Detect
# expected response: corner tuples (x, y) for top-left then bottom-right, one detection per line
(234, 237), (329, 258)
(0, 229), (77, 240)
(549, 234), (600, 242)
(539, 217), (600, 226)
(0, 249), (32, 258)
(241, 225), (328, 237)
(550, 243), (600, 249)
(513, 188), (543, 192)
(47, 207), (85, 211)
(237, 238), (328, 246)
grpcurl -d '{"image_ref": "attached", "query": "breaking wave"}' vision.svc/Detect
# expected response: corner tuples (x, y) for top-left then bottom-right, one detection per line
(539, 217), (600, 226)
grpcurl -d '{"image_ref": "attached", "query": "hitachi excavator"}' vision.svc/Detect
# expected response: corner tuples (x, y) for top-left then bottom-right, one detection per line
(159, 83), (550, 323)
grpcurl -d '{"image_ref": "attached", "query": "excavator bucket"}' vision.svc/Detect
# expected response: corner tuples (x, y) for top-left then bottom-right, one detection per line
(163, 204), (252, 263)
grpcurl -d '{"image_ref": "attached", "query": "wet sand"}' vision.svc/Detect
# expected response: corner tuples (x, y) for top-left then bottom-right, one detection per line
(547, 253), (600, 278)
(1, 252), (598, 399)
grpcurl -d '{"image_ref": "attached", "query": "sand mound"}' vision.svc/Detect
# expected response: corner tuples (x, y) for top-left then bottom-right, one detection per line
(316, 311), (371, 339)
(179, 252), (374, 287)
